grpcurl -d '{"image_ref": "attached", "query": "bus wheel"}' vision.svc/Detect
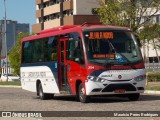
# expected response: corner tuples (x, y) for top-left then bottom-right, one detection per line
(127, 93), (140, 101)
(38, 83), (48, 100)
(78, 83), (90, 103)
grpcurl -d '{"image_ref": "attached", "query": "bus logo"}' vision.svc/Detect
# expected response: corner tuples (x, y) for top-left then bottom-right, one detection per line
(118, 75), (122, 79)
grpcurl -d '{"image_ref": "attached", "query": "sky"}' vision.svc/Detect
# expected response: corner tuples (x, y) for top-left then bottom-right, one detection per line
(0, 0), (36, 31)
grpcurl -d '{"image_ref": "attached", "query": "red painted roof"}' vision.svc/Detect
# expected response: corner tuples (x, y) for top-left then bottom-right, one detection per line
(22, 23), (130, 42)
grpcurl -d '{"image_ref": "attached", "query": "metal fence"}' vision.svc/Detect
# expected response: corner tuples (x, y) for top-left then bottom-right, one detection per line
(145, 63), (160, 72)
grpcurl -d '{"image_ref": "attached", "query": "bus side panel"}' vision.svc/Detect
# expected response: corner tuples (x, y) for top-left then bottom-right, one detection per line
(21, 63), (60, 94)
(41, 81), (60, 94)
(21, 81), (37, 92)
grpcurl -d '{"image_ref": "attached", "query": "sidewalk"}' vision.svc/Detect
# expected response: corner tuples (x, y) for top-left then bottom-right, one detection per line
(144, 82), (160, 95)
(144, 90), (160, 95)
(0, 85), (21, 88)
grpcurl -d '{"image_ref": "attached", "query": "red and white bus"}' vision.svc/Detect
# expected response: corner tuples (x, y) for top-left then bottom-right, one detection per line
(21, 23), (146, 103)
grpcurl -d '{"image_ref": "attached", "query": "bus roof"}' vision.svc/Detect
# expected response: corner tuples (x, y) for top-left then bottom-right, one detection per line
(22, 23), (130, 42)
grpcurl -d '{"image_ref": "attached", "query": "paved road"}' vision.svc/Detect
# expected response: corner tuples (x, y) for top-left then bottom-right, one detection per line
(0, 87), (160, 120)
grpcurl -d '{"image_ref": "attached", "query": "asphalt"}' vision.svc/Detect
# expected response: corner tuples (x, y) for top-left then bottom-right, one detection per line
(0, 82), (160, 95)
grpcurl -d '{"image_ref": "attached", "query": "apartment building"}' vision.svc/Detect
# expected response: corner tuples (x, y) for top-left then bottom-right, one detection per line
(0, 20), (29, 58)
(140, 9), (160, 63)
(32, 0), (100, 33)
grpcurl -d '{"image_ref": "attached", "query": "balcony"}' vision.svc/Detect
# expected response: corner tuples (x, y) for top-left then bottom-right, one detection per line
(63, 16), (74, 25)
(32, 15), (100, 33)
(63, 15), (100, 25)
(44, 19), (61, 29)
(43, 4), (60, 16)
(36, 0), (41, 5)
(43, 0), (50, 2)
(63, 0), (73, 11)
(36, 9), (42, 18)
(32, 23), (42, 34)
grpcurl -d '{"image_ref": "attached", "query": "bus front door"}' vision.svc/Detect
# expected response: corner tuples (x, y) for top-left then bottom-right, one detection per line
(58, 38), (70, 92)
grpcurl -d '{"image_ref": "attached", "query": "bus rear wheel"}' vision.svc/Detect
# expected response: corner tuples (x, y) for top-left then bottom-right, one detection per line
(38, 83), (53, 100)
(127, 93), (140, 101)
(78, 83), (90, 103)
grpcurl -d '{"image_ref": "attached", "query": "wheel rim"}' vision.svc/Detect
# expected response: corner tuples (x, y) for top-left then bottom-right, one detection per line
(79, 86), (84, 100)
(39, 85), (43, 98)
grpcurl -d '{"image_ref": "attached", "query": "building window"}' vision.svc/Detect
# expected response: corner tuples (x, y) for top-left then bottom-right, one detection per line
(63, 10), (73, 16)
(38, 4), (43, 9)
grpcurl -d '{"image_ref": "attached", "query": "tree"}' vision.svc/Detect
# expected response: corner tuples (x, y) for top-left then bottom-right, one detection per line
(139, 24), (160, 63)
(9, 33), (29, 75)
(97, 0), (160, 65)
(97, 0), (160, 35)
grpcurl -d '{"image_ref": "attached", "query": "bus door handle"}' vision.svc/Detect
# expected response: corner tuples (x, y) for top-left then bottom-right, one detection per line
(67, 63), (71, 72)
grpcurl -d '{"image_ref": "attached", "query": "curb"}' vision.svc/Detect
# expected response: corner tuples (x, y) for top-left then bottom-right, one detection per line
(0, 86), (159, 95)
(144, 90), (160, 95)
(0, 85), (22, 88)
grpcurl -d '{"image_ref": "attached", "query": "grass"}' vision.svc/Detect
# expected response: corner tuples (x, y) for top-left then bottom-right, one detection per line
(0, 81), (21, 86)
(146, 86), (160, 91)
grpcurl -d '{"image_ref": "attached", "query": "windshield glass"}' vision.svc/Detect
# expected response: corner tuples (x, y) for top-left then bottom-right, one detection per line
(83, 30), (142, 65)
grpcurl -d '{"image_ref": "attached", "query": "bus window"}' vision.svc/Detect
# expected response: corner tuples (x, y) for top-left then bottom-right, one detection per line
(22, 41), (32, 63)
(67, 33), (84, 64)
(33, 39), (44, 62)
(44, 36), (58, 61)
(49, 37), (58, 61)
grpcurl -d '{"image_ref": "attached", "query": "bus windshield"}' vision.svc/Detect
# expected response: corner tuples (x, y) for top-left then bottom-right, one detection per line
(83, 30), (143, 65)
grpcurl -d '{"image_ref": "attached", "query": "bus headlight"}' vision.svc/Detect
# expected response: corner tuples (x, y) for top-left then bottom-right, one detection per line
(134, 75), (146, 82)
(87, 76), (105, 83)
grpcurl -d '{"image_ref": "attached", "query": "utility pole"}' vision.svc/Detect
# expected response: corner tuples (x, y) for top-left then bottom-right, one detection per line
(4, 0), (8, 82)
(0, 24), (2, 75)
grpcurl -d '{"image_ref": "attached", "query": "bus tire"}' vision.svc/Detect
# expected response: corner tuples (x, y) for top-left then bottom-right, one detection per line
(38, 83), (49, 100)
(78, 83), (90, 103)
(127, 93), (140, 101)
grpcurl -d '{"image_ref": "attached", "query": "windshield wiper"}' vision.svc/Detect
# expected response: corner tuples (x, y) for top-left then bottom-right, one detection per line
(106, 40), (132, 66)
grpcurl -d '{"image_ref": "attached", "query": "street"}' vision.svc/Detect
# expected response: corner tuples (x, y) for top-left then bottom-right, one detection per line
(0, 87), (160, 120)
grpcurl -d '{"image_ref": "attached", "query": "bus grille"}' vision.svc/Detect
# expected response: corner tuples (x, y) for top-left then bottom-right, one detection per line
(102, 83), (136, 92)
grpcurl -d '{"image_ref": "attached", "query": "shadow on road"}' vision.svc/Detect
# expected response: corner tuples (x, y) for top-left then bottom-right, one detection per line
(139, 94), (160, 101)
(33, 94), (160, 103)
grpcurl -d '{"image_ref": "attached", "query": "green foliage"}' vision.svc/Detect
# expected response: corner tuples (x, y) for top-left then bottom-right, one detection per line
(97, 0), (160, 36)
(147, 72), (160, 82)
(146, 86), (160, 91)
(0, 81), (21, 86)
(139, 24), (160, 40)
(98, 0), (131, 27)
(9, 33), (29, 75)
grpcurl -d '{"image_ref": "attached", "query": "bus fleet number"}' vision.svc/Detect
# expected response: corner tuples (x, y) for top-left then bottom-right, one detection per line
(88, 66), (95, 69)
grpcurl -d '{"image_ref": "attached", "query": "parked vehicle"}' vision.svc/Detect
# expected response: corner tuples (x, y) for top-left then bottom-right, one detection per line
(1, 74), (20, 82)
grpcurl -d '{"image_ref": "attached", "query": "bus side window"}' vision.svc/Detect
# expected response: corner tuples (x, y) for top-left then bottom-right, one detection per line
(67, 33), (84, 64)
(47, 37), (58, 61)
(22, 41), (32, 63)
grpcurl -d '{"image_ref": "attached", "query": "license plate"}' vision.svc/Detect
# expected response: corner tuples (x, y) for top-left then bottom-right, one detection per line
(114, 89), (126, 93)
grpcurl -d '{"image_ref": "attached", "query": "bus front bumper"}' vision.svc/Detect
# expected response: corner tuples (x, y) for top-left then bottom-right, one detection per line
(85, 80), (145, 96)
